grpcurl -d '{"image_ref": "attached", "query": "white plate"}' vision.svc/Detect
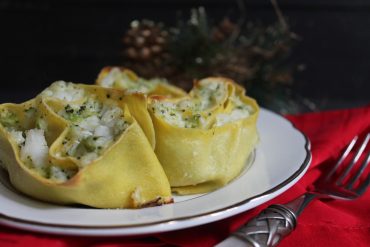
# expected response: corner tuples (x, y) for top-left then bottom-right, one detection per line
(0, 108), (311, 236)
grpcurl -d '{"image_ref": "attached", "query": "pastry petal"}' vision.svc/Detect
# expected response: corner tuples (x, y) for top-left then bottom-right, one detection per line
(0, 82), (172, 208)
(149, 77), (259, 194)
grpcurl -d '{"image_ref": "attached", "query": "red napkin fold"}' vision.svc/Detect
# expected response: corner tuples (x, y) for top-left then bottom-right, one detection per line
(1, 105), (369, 247)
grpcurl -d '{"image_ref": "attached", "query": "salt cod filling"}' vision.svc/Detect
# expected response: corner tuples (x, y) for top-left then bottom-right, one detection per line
(100, 67), (167, 93)
(0, 109), (76, 182)
(58, 97), (130, 167)
(151, 80), (252, 129)
(41, 81), (85, 102)
(0, 83), (130, 182)
(214, 96), (252, 126)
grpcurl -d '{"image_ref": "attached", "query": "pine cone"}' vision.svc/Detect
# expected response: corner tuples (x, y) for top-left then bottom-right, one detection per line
(123, 19), (169, 61)
(122, 19), (174, 79)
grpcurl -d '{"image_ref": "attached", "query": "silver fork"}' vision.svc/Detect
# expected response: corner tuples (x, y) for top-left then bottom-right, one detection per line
(217, 133), (370, 247)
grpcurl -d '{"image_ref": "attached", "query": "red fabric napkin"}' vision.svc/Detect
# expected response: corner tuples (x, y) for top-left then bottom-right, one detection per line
(1, 105), (369, 247)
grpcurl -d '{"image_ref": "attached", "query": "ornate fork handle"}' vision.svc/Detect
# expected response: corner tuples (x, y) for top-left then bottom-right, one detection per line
(232, 204), (297, 247)
(217, 193), (317, 247)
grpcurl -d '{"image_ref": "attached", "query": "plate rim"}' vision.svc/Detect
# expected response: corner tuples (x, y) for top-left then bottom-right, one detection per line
(0, 108), (311, 235)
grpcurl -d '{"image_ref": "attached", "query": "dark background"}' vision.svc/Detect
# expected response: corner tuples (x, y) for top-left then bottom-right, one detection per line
(0, 0), (369, 111)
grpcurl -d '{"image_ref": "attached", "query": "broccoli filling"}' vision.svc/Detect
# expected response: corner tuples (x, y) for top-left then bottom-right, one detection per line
(0, 109), (20, 130)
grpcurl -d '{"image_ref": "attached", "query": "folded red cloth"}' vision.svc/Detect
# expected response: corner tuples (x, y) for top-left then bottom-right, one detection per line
(1, 105), (369, 247)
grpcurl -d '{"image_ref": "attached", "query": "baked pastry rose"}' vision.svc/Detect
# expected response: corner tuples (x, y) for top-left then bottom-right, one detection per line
(148, 77), (259, 195)
(96, 66), (186, 97)
(0, 81), (172, 208)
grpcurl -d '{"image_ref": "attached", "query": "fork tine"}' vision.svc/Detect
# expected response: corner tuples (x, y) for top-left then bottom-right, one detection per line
(336, 134), (370, 185)
(325, 135), (358, 181)
(346, 150), (370, 189)
(355, 174), (370, 196)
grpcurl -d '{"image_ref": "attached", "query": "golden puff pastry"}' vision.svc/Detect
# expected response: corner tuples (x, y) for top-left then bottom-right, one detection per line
(148, 77), (259, 195)
(96, 66), (186, 98)
(0, 81), (172, 208)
